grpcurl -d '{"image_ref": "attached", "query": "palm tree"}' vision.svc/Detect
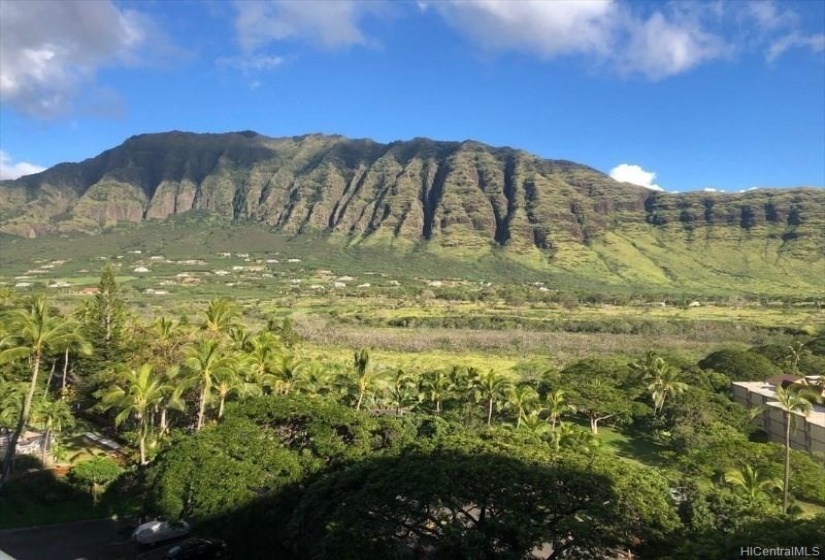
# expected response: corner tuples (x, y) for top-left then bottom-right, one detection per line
(265, 353), (305, 396)
(773, 386), (814, 513)
(784, 341), (805, 377)
(634, 353), (687, 415)
(1, 295), (86, 483)
(0, 382), (26, 436)
(294, 362), (336, 397)
(518, 409), (552, 437)
(52, 319), (92, 400)
(151, 316), (190, 367)
(245, 332), (281, 387)
(200, 298), (240, 338)
(475, 370), (513, 426)
(387, 369), (418, 415)
(184, 339), (237, 430)
(353, 348), (371, 411)
(724, 464), (782, 502)
(545, 389), (574, 432)
(157, 365), (186, 438)
(420, 368), (452, 415)
(507, 384), (539, 428)
(97, 364), (167, 465)
(212, 362), (254, 419)
(30, 397), (74, 465)
(552, 421), (600, 453)
(228, 326), (253, 352)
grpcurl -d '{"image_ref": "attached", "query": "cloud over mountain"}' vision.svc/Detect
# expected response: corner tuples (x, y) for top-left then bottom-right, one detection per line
(609, 164), (664, 191)
(0, 151), (45, 180)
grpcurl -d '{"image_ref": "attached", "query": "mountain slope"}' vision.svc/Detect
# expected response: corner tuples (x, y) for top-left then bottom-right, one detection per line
(1, 131), (822, 293)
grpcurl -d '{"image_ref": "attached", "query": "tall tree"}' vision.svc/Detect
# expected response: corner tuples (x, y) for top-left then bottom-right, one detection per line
(76, 266), (130, 407)
(474, 369), (513, 426)
(52, 318), (92, 400)
(545, 388), (574, 433)
(184, 339), (237, 430)
(94, 264), (124, 344)
(507, 384), (539, 428)
(387, 368), (418, 415)
(352, 348), (372, 411)
(30, 397), (74, 465)
(0, 295), (85, 483)
(773, 386), (814, 513)
(420, 368), (452, 415)
(98, 363), (167, 465)
(632, 352), (687, 415)
(212, 361), (254, 419)
(157, 365), (187, 438)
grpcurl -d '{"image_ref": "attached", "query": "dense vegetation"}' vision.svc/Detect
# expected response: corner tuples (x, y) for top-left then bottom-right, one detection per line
(1, 267), (824, 559)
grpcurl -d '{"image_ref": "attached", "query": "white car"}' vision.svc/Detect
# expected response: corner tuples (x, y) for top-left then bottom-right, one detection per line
(132, 520), (192, 545)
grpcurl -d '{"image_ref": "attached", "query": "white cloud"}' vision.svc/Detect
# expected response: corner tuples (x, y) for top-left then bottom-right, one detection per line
(609, 164), (664, 191)
(0, 151), (46, 180)
(767, 33), (825, 62)
(619, 11), (726, 79)
(0, 0), (148, 117)
(216, 54), (284, 89)
(216, 54), (285, 73)
(234, 0), (385, 51)
(429, 0), (824, 80)
(433, 0), (617, 58)
(743, 1), (798, 31)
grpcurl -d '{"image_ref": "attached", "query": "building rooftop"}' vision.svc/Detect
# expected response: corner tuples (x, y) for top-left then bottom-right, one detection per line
(734, 381), (825, 428)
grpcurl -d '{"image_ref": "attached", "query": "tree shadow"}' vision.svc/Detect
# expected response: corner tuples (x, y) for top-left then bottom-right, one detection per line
(0, 455), (95, 529)
(178, 450), (680, 560)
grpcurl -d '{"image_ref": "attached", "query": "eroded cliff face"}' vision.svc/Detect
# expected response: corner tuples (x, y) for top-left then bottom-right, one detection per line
(0, 131), (822, 265)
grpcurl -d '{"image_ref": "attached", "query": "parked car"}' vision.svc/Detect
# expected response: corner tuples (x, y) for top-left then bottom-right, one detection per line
(165, 538), (229, 559)
(132, 519), (191, 545)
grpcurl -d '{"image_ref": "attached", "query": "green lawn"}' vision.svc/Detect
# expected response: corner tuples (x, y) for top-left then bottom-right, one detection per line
(595, 424), (667, 466)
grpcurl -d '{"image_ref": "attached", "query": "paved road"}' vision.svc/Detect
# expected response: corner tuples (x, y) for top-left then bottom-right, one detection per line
(0, 519), (174, 560)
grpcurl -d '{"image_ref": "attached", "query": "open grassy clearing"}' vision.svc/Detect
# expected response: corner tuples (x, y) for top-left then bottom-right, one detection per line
(296, 323), (746, 367)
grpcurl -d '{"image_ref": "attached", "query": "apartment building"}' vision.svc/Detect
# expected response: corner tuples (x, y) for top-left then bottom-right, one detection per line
(732, 376), (825, 456)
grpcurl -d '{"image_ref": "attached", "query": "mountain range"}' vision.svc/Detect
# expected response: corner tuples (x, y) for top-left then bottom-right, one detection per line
(1, 131), (822, 293)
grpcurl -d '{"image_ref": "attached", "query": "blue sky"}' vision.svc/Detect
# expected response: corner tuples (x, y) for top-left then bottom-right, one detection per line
(0, 0), (823, 193)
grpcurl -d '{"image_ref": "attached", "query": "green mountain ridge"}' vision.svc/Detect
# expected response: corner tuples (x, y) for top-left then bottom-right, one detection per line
(1, 131), (823, 294)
